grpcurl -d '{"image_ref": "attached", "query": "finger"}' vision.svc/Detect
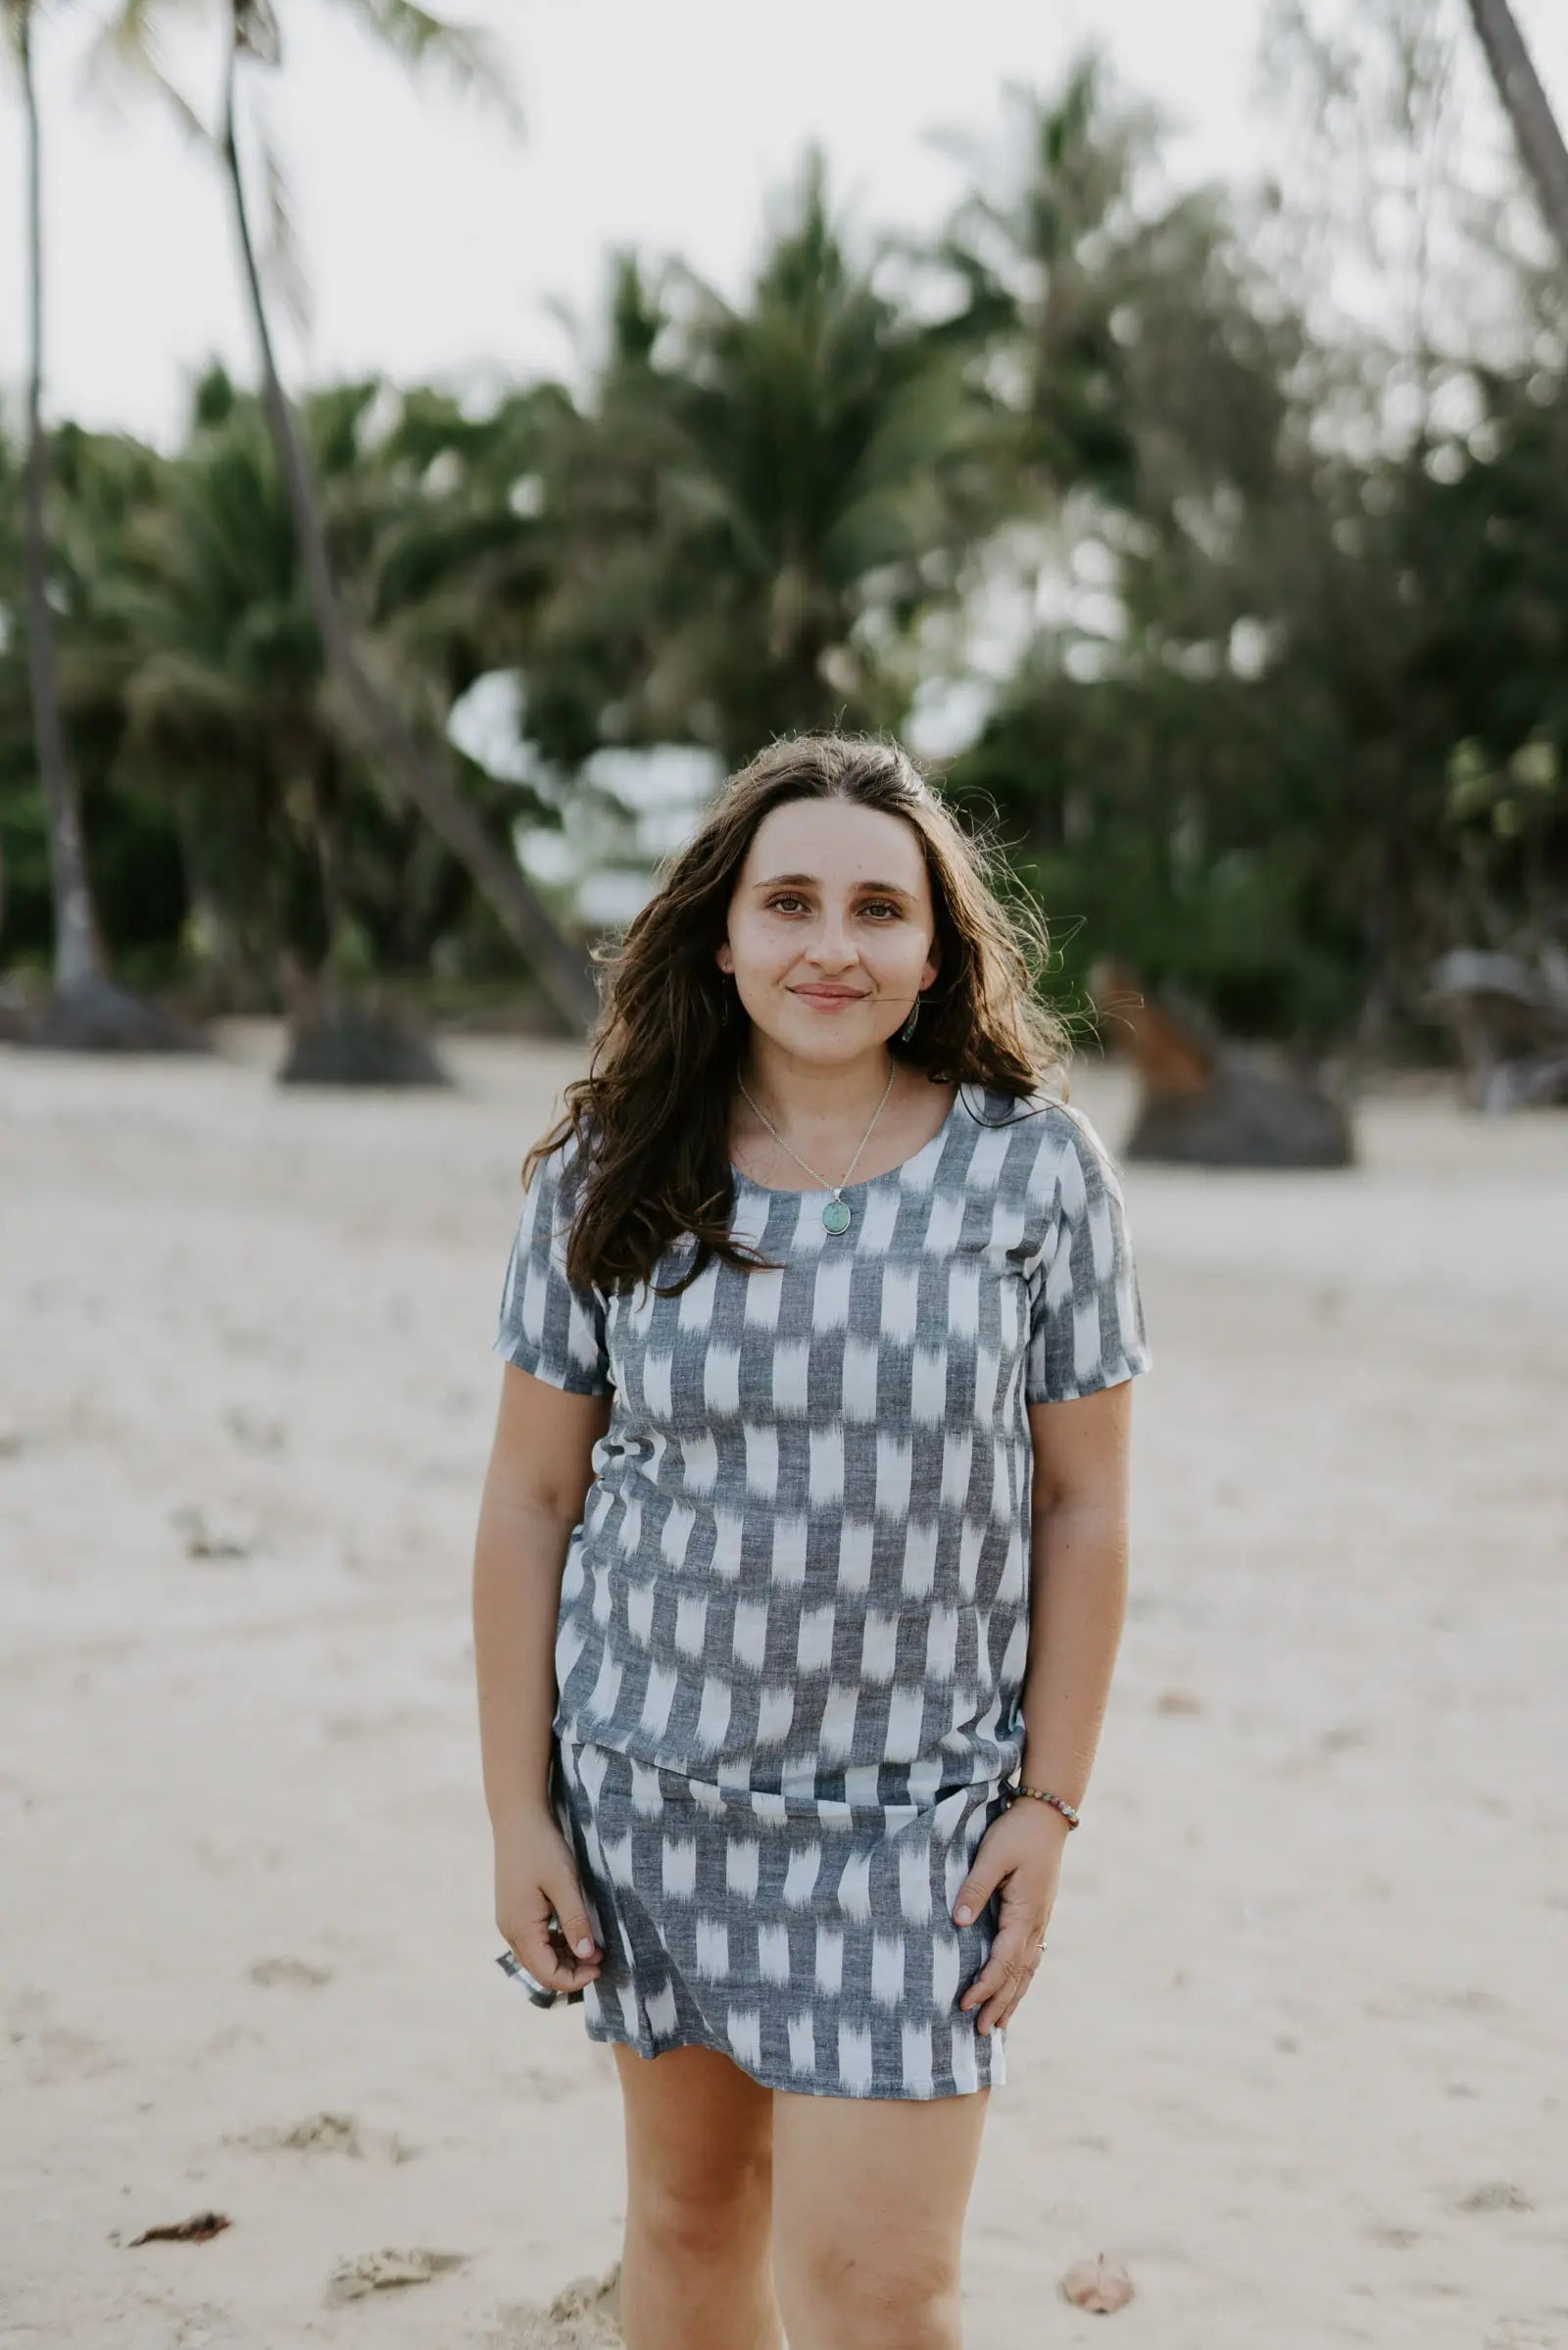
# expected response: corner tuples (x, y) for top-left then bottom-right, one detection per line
(983, 1957), (1039, 2033)
(952, 1869), (1001, 1929)
(961, 1915), (1046, 2028)
(544, 1876), (604, 1965)
(502, 1921), (596, 1994)
(958, 1916), (1037, 2010)
(970, 1959), (1029, 2034)
(987, 1926), (1054, 2032)
(959, 1949), (1026, 2028)
(977, 1944), (1044, 2033)
(957, 1957), (1006, 2016)
(501, 1928), (579, 1993)
(981, 1991), (1017, 2035)
(503, 1892), (602, 1991)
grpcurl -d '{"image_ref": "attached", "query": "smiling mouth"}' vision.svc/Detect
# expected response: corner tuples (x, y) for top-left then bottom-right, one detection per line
(792, 986), (869, 1000)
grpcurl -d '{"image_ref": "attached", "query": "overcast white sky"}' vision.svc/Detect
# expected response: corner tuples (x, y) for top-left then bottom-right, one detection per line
(3, 0), (1567, 451)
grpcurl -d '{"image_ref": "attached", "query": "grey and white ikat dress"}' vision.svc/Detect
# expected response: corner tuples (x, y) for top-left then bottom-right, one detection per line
(493, 1082), (1152, 2099)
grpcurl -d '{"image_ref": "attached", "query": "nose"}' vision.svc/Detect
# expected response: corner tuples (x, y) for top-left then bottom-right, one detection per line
(805, 914), (859, 968)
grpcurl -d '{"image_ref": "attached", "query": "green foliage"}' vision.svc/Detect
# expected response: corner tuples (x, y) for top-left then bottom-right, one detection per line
(3, 34), (1566, 1046)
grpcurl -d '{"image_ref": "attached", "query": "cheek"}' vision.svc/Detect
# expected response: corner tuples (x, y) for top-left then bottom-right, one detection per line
(870, 938), (931, 986)
(730, 921), (795, 978)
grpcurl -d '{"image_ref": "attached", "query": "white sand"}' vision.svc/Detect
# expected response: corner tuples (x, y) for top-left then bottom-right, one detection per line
(1, 1028), (1563, 2348)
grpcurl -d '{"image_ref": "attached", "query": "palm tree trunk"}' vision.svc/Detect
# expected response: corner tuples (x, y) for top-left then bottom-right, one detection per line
(219, 29), (600, 1035)
(20, 1), (106, 995)
(1465, 0), (1568, 264)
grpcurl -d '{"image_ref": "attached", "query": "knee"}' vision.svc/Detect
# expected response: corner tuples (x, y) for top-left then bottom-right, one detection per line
(632, 2146), (772, 2258)
(787, 2238), (959, 2349)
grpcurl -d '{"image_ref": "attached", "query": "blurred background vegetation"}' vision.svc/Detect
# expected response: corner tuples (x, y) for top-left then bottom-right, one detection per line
(2, 0), (1565, 1061)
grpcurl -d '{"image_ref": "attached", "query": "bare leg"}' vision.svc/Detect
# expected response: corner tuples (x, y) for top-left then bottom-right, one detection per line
(610, 2040), (785, 2350)
(770, 2083), (991, 2350)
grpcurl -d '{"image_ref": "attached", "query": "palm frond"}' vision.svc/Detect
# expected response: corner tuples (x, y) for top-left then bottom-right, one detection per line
(259, 125), (313, 341)
(320, 0), (524, 134)
(77, 0), (213, 148)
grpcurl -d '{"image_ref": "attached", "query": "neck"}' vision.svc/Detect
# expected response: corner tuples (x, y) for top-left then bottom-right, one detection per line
(737, 1046), (902, 1132)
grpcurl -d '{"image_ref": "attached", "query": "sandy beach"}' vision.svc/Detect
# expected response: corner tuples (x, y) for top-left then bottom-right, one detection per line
(2, 1026), (1563, 2350)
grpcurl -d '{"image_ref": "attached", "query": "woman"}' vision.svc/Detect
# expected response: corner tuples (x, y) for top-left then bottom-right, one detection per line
(472, 732), (1152, 2350)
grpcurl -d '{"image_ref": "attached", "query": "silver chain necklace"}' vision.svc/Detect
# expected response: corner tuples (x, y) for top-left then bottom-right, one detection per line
(735, 1064), (898, 1233)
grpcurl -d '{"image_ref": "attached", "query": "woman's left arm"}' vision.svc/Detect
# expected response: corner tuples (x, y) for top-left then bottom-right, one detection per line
(953, 1378), (1137, 2035)
(1016, 1377), (1136, 1806)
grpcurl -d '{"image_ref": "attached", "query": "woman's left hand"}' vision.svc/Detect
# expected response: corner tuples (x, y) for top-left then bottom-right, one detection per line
(951, 1798), (1070, 2035)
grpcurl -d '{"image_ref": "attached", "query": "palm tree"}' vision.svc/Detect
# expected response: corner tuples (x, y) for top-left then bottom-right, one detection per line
(510, 154), (987, 767)
(102, 367), (517, 1073)
(89, 0), (600, 1033)
(108, 381), (374, 1006)
(1465, 0), (1568, 263)
(928, 59), (1294, 543)
(668, 151), (986, 750)
(922, 60), (1147, 514)
(1, 0), (191, 1047)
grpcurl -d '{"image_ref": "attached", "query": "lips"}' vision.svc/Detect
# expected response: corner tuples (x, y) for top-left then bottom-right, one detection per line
(792, 986), (868, 1001)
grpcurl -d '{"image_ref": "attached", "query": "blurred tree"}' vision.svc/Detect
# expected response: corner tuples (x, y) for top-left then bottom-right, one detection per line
(100, 370), (542, 1028)
(486, 153), (994, 769)
(926, 55), (1340, 1034)
(1465, 0), (1568, 261)
(4, 23), (1563, 1060)
(932, 30), (1564, 1048)
(1251, 0), (1567, 1038)
(0, 0), (190, 1045)
(86, 0), (600, 1034)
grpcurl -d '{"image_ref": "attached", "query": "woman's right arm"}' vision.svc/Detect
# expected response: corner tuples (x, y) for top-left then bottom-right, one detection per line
(472, 1359), (612, 1994)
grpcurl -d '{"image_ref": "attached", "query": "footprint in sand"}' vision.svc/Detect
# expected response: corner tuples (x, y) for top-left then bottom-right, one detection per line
(223, 1407), (287, 1452)
(227, 2109), (417, 2163)
(484, 2261), (624, 2349)
(172, 1503), (260, 1560)
(320, 1706), (437, 1742)
(323, 2246), (468, 2309)
(1455, 2180), (1535, 2213)
(6, 1986), (122, 2085)
(502, 2065), (579, 2107)
(248, 1955), (332, 1989)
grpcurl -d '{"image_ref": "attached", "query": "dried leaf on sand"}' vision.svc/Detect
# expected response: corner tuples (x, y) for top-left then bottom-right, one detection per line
(123, 2210), (232, 2247)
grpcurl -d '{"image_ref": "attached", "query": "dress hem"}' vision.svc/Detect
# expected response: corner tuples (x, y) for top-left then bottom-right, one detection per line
(580, 2016), (1004, 2100)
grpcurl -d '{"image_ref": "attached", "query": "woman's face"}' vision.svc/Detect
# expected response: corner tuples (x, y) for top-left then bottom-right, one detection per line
(716, 798), (940, 1058)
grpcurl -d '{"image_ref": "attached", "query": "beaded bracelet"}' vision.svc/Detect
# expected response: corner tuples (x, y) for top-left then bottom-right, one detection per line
(1009, 1782), (1081, 1828)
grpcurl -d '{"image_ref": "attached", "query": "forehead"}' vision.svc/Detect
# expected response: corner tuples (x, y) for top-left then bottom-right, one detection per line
(741, 798), (927, 887)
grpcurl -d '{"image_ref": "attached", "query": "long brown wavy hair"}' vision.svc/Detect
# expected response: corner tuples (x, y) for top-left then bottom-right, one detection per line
(521, 731), (1081, 1297)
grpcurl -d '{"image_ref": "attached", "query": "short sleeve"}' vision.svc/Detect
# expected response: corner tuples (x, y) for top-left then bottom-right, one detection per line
(494, 1132), (613, 1396)
(1024, 1106), (1152, 1404)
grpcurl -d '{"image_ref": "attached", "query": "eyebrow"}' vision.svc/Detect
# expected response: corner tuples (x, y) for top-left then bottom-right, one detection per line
(752, 873), (916, 902)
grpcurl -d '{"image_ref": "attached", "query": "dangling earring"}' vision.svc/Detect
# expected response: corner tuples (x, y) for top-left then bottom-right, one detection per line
(900, 993), (921, 1043)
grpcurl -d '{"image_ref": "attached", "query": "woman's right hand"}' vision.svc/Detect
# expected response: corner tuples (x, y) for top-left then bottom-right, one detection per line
(495, 1812), (604, 1996)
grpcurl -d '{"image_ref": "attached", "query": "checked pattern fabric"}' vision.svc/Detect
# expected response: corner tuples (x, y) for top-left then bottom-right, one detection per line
(492, 1082), (1151, 2098)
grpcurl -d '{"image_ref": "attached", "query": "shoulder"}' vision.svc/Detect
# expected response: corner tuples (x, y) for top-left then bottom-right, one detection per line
(525, 1111), (596, 1200)
(963, 1083), (1120, 1191)
(512, 1117), (601, 1267)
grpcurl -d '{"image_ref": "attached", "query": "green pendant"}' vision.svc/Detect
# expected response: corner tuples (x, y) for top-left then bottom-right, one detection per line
(821, 1196), (853, 1235)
